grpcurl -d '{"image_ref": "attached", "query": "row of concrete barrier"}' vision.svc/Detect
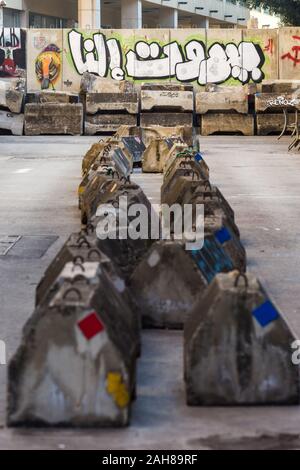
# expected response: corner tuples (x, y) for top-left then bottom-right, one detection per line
(1, 74), (300, 136)
(7, 124), (300, 427)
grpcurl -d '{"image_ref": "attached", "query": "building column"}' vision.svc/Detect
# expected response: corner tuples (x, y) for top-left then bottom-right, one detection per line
(121, 0), (142, 29)
(0, 7), (4, 28)
(159, 7), (178, 28)
(195, 17), (209, 29)
(78, 0), (101, 29)
(20, 10), (30, 28)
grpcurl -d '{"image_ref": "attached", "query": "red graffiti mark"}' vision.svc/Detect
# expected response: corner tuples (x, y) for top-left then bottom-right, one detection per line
(1, 58), (17, 76)
(264, 38), (274, 55)
(281, 35), (300, 67)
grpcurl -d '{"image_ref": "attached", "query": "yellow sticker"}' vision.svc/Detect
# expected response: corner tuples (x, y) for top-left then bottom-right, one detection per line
(106, 372), (130, 409)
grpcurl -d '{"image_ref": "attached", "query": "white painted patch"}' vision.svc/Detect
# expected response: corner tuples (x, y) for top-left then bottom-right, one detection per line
(147, 250), (160, 267)
(14, 168), (31, 174)
(60, 262), (100, 282)
(112, 277), (126, 293)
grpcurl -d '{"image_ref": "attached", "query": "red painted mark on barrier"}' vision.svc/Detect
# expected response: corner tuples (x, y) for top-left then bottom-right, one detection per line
(281, 36), (300, 67)
(264, 38), (274, 55)
(77, 312), (105, 340)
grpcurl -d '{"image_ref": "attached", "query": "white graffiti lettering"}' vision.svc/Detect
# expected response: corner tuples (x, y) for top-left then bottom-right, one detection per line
(68, 30), (265, 85)
(267, 95), (300, 107)
(68, 30), (124, 80)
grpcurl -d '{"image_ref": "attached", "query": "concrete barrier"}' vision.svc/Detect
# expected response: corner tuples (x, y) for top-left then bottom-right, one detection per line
(255, 93), (300, 113)
(8, 263), (138, 426)
(257, 113), (295, 136)
(196, 87), (249, 115)
(141, 83), (194, 112)
(184, 271), (300, 405)
(86, 93), (139, 115)
(0, 78), (24, 114)
(0, 110), (24, 136)
(26, 91), (80, 104)
(35, 233), (137, 322)
(24, 103), (83, 136)
(204, 215), (246, 272)
(142, 138), (172, 173)
(201, 113), (254, 136)
(80, 172), (122, 225)
(130, 240), (207, 329)
(85, 114), (138, 135)
(82, 140), (107, 176)
(162, 149), (210, 199)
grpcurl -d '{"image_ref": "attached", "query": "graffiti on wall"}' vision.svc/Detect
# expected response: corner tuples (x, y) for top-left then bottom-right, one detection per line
(35, 44), (62, 90)
(0, 28), (26, 77)
(68, 30), (265, 85)
(281, 35), (300, 67)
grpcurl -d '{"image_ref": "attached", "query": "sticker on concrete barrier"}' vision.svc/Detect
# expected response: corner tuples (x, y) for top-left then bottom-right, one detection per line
(77, 311), (105, 340)
(195, 153), (203, 163)
(215, 227), (232, 245)
(252, 300), (280, 328)
(106, 372), (130, 409)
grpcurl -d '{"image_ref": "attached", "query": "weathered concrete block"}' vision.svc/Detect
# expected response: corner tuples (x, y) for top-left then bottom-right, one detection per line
(26, 91), (80, 104)
(262, 80), (300, 94)
(161, 174), (205, 207)
(8, 263), (138, 426)
(201, 113), (254, 136)
(141, 126), (190, 147)
(203, 215), (246, 273)
(90, 183), (154, 280)
(255, 93), (300, 113)
(162, 142), (189, 175)
(163, 149), (210, 190)
(114, 125), (141, 138)
(85, 114), (137, 135)
(81, 172), (122, 225)
(0, 78), (25, 113)
(184, 271), (300, 405)
(140, 112), (193, 128)
(142, 138), (172, 173)
(205, 83), (257, 95)
(141, 83), (194, 112)
(86, 93), (138, 114)
(256, 113), (296, 136)
(24, 103), (83, 136)
(162, 176), (239, 240)
(0, 110), (24, 135)
(35, 233), (133, 314)
(185, 184), (239, 239)
(0, 87), (23, 113)
(130, 241), (208, 329)
(82, 136), (143, 182)
(196, 89), (248, 115)
(81, 73), (135, 94)
(82, 141), (107, 176)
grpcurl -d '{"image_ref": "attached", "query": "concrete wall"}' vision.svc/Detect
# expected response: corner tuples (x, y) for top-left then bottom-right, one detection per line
(1, 27), (300, 91)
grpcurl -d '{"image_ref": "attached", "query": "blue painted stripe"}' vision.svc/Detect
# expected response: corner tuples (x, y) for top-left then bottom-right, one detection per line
(252, 300), (279, 327)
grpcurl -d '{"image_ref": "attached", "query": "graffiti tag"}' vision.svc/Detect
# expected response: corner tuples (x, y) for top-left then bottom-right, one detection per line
(264, 38), (274, 55)
(68, 30), (265, 85)
(267, 95), (300, 107)
(281, 36), (300, 67)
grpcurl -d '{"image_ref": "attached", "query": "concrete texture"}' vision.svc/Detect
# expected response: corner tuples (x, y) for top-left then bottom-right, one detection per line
(0, 136), (300, 448)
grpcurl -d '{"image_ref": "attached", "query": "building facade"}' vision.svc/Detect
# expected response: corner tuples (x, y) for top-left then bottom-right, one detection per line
(0, 0), (251, 29)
